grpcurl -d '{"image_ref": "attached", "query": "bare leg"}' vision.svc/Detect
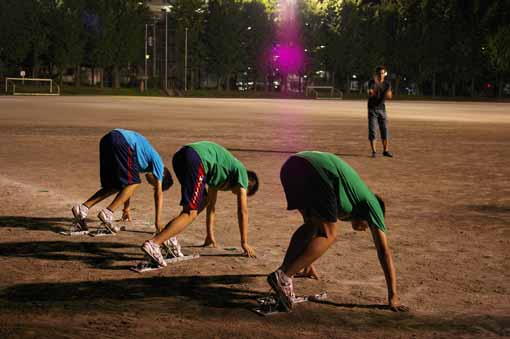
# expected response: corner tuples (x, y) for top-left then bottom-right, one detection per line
(152, 209), (198, 245)
(281, 223), (318, 272)
(370, 139), (377, 153)
(106, 184), (140, 212)
(282, 219), (337, 277)
(83, 188), (118, 209)
(382, 139), (389, 152)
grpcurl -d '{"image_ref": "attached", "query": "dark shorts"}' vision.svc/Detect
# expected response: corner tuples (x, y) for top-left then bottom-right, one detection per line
(99, 130), (140, 190)
(172, 146), (207, 210)
(280, 156), (338, 222)
(368, 108), (389, 140)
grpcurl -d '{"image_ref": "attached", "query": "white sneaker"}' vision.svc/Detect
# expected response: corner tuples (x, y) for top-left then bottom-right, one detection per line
(142, 240), (167, 267)
(98, 208), (120, 233)
(163, 237), (184, 258)
(267, 269), (295, 311)
(71, 204), (89, 231)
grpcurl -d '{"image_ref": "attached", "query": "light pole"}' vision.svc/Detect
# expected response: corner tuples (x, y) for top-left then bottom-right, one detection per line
(144, 24), (148, 78)
(165, 10), (168, 90)
(153, 19), (156, 77)
(184, 27), (188, 91)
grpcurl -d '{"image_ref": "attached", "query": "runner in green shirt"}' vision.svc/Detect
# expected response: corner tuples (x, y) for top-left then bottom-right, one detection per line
(267, 151), (408, 312)
(142, 141), (259, 266)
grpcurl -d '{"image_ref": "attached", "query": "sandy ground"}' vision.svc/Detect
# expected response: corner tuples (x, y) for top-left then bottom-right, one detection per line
(0, 96), (509, 338)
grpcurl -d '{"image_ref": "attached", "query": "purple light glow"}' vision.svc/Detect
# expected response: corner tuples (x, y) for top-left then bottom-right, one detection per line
(274, 44), (304, 74)
(272, 0), (304, 75)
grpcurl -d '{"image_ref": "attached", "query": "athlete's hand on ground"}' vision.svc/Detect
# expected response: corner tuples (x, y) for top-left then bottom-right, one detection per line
(242, 242), (256, 258)
(121, 209), (132, 222)
(295, 265), (320, 280)
(389, 297), (410, 312)
(201, 236), (217, 248)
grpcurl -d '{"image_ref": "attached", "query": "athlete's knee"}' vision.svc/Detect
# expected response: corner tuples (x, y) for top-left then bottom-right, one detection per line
(318, 221), (337, 242)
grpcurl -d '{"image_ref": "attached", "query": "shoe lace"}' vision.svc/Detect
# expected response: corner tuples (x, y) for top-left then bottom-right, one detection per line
(279, 275), (295, 298)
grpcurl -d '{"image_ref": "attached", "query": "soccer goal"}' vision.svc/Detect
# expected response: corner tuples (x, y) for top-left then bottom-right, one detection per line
(4, 77), (60, 96)
(305, 85), (343, 100)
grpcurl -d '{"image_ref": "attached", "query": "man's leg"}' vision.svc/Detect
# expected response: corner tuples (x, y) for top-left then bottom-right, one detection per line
(282, 219), (337, 277)
(142, 209), (198, 266)
(368, 110), (378, 156)
(268, 218), (337, 311)
(370, 139), (377, 154)
(378, 110), (392, 157)
(106, 183), (140, 212)
(95, 184), (140, 233)
(382, 139), (389, 152)
(152, 209), (198, 245)
(83, 188), (118, 209)
(72, 188), (117, 230)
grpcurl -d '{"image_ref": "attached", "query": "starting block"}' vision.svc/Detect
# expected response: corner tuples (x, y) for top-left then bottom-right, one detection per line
(59, 230), (90, 236)
(130, 253), (200, 273)
(252, 292), (327, 316)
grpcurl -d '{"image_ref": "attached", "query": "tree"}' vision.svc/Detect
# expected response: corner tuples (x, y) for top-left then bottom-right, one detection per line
(86, 0), (146, 89)
(51, 0), (87, 86)
(203, 0), (246, 90)
(170, 0), (208, 90)
(241, 1), (272, 91)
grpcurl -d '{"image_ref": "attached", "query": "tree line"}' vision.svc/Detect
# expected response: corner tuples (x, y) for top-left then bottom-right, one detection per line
(1, 0), (508, 96)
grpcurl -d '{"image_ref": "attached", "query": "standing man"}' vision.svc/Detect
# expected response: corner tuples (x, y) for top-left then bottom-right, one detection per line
(267, 151), (408, 312)
(141, 141), (259, 266)
(71, 128), (173, 235)
(367, 65), (393, 158)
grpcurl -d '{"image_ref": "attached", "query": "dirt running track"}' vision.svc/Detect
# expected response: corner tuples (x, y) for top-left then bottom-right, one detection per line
(0, 96), (509, 338)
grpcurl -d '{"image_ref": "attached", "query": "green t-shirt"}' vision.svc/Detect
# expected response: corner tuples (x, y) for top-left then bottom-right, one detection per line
(295, 151), (386, 232)
(187, 141), (248, 189)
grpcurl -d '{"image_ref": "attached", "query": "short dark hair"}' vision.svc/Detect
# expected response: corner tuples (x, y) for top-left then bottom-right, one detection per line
(375, 194), (386, 216)
(375, 65), (386, 74)
(162, 167), (173, 191)
(247, 170), (259, 196)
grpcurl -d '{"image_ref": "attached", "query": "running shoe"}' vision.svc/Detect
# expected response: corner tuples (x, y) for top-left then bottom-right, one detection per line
(142, 240), (167, 267)
(71, 204), (89, 231)
(98, 208), (120, 233)
(163, 237), (184, 258)
(267, 269), (295, 311)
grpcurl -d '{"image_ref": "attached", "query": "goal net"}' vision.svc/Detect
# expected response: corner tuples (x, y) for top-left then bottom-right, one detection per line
(4, 78), (60, 96)
(305, 86), (343, 100)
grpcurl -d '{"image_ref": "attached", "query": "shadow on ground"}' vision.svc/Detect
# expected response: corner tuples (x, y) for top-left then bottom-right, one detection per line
(466, 204), (510, 214)
(0, 216), (72, 233)
(0, 275), (508, 336)
(227, 148), (363, 158)
(0, 274), (265, 311)
(0, 240), (141, 270)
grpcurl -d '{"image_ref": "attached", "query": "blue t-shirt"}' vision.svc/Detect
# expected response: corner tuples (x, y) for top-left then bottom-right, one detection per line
(115, 129), (164, 181)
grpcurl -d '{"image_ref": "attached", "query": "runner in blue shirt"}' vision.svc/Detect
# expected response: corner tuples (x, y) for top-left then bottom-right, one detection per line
(71, 129), (173, 235)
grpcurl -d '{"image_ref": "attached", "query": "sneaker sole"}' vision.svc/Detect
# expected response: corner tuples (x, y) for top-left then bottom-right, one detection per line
(101, 222), (119, 234)
(267, 274), (293, 311)
(72, 210), (88, 231)
(141, 244), (167, 267)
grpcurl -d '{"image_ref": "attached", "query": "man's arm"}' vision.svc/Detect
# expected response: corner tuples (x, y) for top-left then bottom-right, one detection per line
(234, 186), (256, 258)
(369, 225), (409, 312)
(122, 199), (132, 221)
(203, 188), (218, 247)
(385, 85), (393, 99)
(146, 173), (163, 232)
(153, 180), (163, 232)
(367, 82), (376, 97)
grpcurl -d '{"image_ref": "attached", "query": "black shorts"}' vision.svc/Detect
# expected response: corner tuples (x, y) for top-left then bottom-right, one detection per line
(172, 146), (207, 210)
(99, 130), (141, 190)
(280, 156), (338, 222)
